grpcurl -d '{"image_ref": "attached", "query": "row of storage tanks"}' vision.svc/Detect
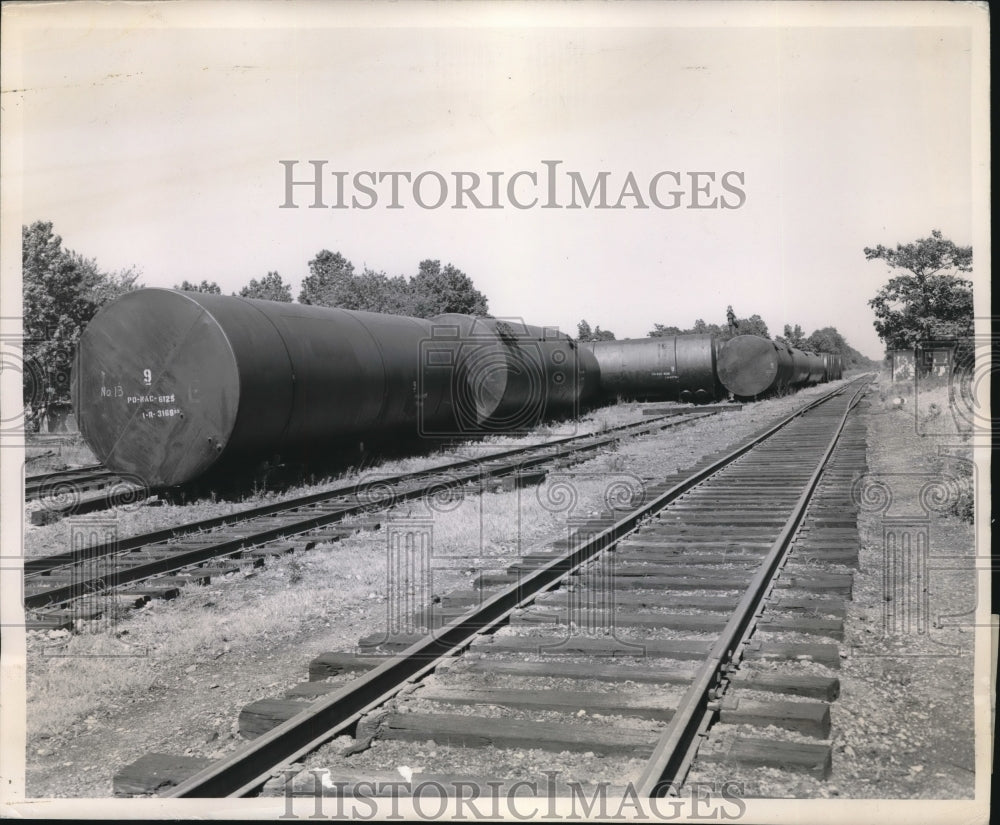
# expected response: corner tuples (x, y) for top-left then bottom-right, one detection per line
(71, 289), (843, 488)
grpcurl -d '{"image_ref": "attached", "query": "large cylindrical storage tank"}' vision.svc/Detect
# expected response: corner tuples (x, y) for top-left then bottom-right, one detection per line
(805, 351), (826, 384)
(427, 314), (600, 432)
(580, 335), (720, 403)
(786, 347), (813, 386)
(71, 289), (456, 487)
(717, 336), (795, 398)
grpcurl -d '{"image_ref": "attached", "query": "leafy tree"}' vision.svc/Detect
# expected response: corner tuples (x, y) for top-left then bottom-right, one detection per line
(298, 251), (408, 312)
(805, 326), (847, 355)
(691, 318), (722, 336)
(779, 324), (806, 348)
(336, 268), (414, 314)
(22, 221), (141, 406)
(576, 320), (615, 341)
(238, 271), (292, 302)
(734, 314), (769, 339)
(299, 250), (355, 305)
(865, 229), (973, 349)
(647, 309), (768, 341)
(408, 259), (489, 317)
(89, 266), (142, 307)
(175, 279), (221, 294)
(296, 251), (489, 317)
(804, 326), (871, 368)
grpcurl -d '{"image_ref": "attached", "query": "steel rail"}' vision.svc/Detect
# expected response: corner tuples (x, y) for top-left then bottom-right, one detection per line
(23, 409), (716, 578)
(24, 466), (115, 499)
(635, 377), (872, 796)
(167, 378), (867, 798)
(23, 412), (722, 608)
(25, 464), (108, 485)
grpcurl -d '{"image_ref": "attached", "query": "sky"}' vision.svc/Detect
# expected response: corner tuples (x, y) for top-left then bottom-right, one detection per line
(1, 1), (990, 360)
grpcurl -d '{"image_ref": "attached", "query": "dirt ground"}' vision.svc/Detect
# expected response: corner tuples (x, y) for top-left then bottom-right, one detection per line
(831, 383), (981, 798)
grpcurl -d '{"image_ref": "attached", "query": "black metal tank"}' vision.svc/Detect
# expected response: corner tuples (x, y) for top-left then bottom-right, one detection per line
(581, 335), (720, 403)
(804, 351), (827, 384)
(426, 314), (601, 432)
(71, 290), (602, 487)
(717, 335), (823, 398)
(71, 289), (458, 487)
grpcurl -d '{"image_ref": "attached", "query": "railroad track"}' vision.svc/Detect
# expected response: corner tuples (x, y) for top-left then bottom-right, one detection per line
(23, 407), (730, 626)
(24, 464), (147, 526)
(24, 465), (115, 501)
(109, 375), (871, 800)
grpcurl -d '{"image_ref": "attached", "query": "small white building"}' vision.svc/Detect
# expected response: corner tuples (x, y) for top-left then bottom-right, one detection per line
(890, 344), (955, 381)
(917, 343), (955, 377)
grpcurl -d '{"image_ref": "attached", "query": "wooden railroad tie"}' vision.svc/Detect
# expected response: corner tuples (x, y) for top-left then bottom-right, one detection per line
(698, 734), (832, 779)
(113, 753), (214, 796)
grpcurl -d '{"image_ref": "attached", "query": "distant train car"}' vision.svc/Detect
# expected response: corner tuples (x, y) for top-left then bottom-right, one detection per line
(580, 335), (721, 403)
(829, 353), (844, 380)
(819, 352), (843, 382)
(71, 290), (601, 488)
(716, 335), (826, 398)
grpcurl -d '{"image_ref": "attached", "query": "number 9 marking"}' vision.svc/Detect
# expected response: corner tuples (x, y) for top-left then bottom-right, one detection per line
(143, 368), (152, 386)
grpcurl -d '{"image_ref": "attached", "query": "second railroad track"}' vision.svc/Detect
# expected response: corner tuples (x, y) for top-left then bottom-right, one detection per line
(24, 407), (729, 623)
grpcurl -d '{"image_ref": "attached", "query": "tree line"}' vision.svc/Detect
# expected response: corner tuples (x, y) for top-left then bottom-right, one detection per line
(580, 229), (975, 365)
(174, 252), (488, 318)
(647, 305), (770, 341)
(23, 218), (970, 415)
(21, 222), (487, 411)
